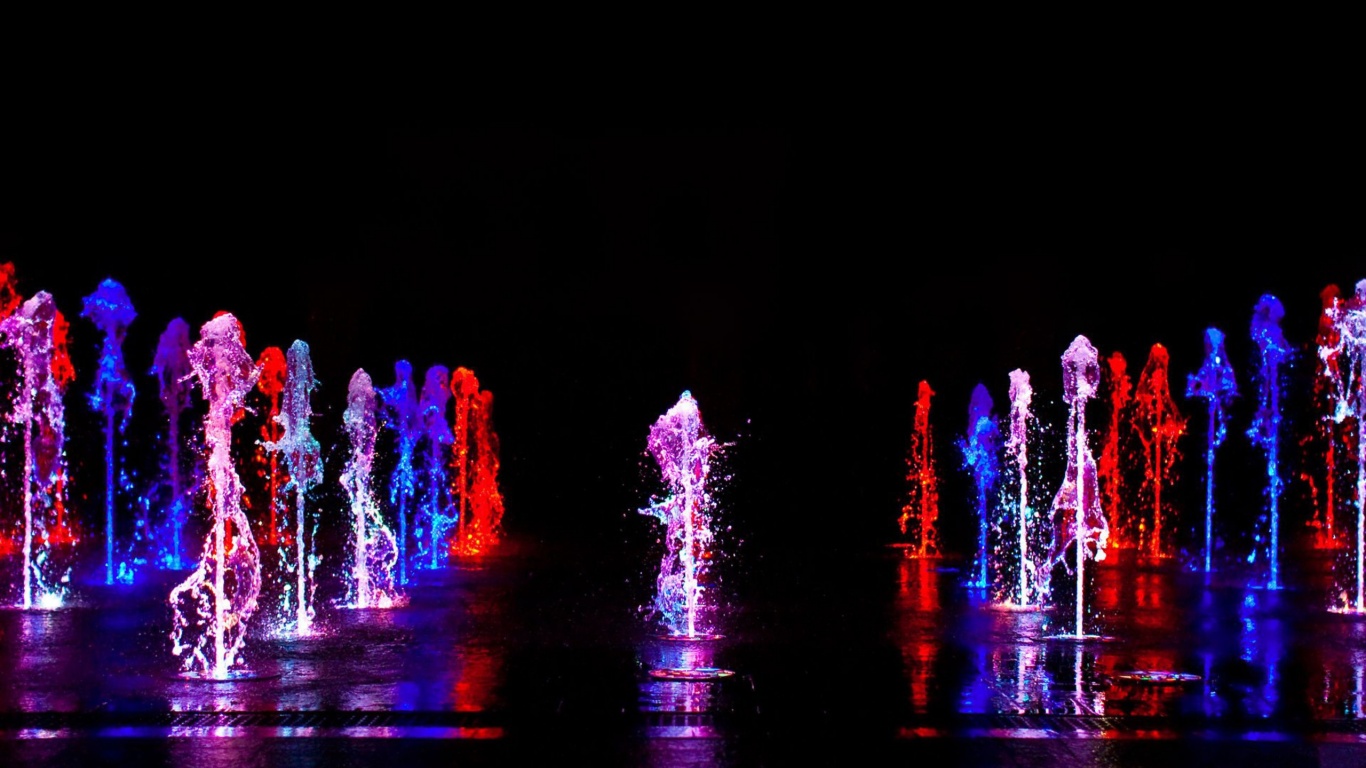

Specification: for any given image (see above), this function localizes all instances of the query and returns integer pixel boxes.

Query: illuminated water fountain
[1323,279,1366,614]
[1043,335,1109,641]
[639,391,723,640]
[263,340,323,634]
[1,290,73,610]
[340,368,401,609]
[1308,284,1348,549]
[253,345,288,550]
[80,278,137,585]
[149,317,196,570]
[899,380,941,558]
[1131,343,1185,560]
[378,359,418,585]
[1247,294,1292,590]
[958,382,1000,590]
[1185,327,1237,577]
[416,364,457,571]
[997,368,1050,609]
[450,367,505,559]
[1098,351,1135,551]
[168,312,263,679]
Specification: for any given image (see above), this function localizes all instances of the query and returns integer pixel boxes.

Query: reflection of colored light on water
[896,557,941,713]
[1132,343,1185,560]
[899,380,940,558]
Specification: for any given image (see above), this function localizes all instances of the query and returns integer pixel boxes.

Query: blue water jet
[1247,294,1292,590]
[958,382,1000,591]
[378,360,419,585]
[80,278,136,585]
[1185,327,1237,577]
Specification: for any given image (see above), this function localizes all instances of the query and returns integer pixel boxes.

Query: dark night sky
[1,83,1360,562]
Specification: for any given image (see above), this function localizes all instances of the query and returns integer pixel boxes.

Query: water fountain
[997,368,1050,609]
[899,380,941,558]
[253,345,288,550]
[1,290,73,610]
[1247,294,1292,590]
[80,278,137,585]
[262,340,323,634]
[149,317,196,571]
[450,368,505,559]
[416,364,457,571]
[1131,343,1185,560]
[1323,279,1366,614]
[378,359,419,585]
[168,312,263,679]
[340,368,401,609]
[1185,327,1238,577]
[1043,335,1109,640]
[1098,352,1135,552]
[639,391,722,640]
[959,382,1000,590]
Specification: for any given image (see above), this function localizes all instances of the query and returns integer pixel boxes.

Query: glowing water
[1248,294,1292,590]
[1098,352,1134,550]
[341,368,401,609]
[959,383,999,590]
[1045,335,1107,639]
[379,360,419,585]
[80,278,137,585]
[263,340,323,634]
[450,368,505,558]
[1,290,71,610]
[417,364,457,570]
[639,391,721,638]
[150,318,195,570]
[1322,279,1366,612]
[168,313,262,678]
[254,346,287,549]
[1185,327,1237,576]
[1131,343,1185,560]
[1309,285,1346,548]
[1000,368,1049,608]
[899,380,941,558]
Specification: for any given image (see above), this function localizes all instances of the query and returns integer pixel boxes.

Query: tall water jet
[1098,351,1135,551]
[416,364,457,570]
[1309,284,1347,549]
[80,278,137,585]
[340,368,401,609]
[899,380,941,558]
[150,318,195,570]
[1323,279,1366,613]
[450,368,506,558]
[168,313,263,679]
[378,360,419,585]
[1044,335,1108,640]
[1131,343,1186,560]
[1185,327,1238,577]
[253,346,288,549]
[1248,294,1292,590]
[639,391,722,638]
[999,368,1049,608]
[263,340,323,634]
[1,291,72,609]
[958,383,1000,590]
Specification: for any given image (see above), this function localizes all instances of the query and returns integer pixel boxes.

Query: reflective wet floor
[5,536,1366,766]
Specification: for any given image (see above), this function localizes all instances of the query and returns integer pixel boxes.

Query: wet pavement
[5,535,1366,766]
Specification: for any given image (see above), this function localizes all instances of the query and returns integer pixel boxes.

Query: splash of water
[1308,284,1347,549]
[80,278,137,585]
[899,380,941,558]
[1044,335,1107,639]
[416,365,457,570]
[1098,351,1134,550]
[1322,279,1366,612]
[1247,294,1292,590]
[263,340,323,634]
[639,391,721,638]
[1185,327,1238,576]
[149,318,196,570]
[958,383,1000,589]
[450,368,506,558]
[1131,343,1186,560]
[341,368,401,608]
[168,313,262,678]
[1,291,72,609]
[254,346,287,549]
[999,368,1050,608]
[378,360,419,585]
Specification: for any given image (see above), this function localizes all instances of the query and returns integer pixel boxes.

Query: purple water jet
[340,368,401,609]
[149,317,196,571]
[1000,368,1049,608]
